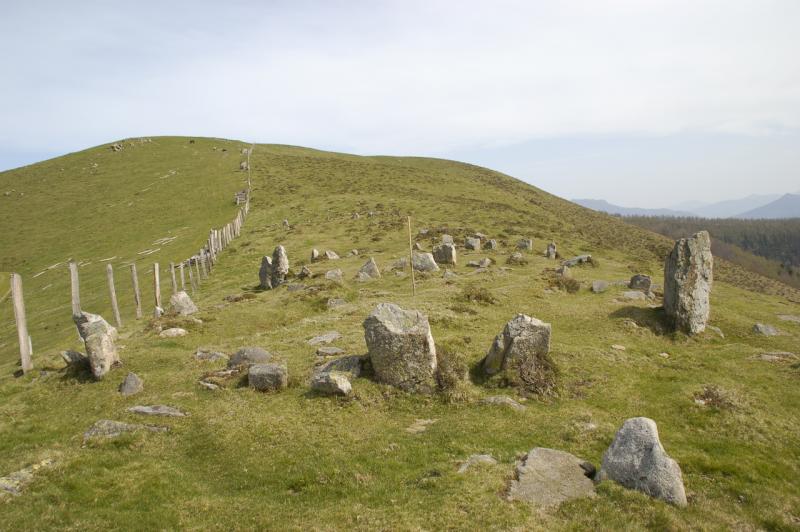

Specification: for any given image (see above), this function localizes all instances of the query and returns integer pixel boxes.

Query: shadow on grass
[609,305,670,335]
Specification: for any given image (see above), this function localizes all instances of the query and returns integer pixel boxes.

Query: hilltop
[1,137,799,529]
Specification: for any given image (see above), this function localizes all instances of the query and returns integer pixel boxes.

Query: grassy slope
[1,140,799,530]
[0,136,249,368]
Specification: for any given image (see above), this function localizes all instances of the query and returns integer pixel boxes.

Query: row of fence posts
[7,145,254,374]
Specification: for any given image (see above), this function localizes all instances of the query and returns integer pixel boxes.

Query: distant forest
[624,216,800,289]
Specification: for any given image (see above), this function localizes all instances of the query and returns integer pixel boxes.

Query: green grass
[1,139,799,529]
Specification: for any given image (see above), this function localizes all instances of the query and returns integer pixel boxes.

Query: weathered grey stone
[128,405,186,417]
[629,274,652,293]
[258,255,272,289]
[73,312,120,379]
[516,238,533,251]
[390,257,408,271]
[441,234,454,245]
[0,458,56,497]
[298,265,312,279]
[159,327,187,338]
[751,351,797,362]
[316,346,344,356]
[592,280,609,293]
[480,395,526,411]
[753,323,779,336]
[311,249,320,262]
[308,331,342,345]
[482,314,551,376]
[325,269,344,283]
[169,291,198,316]
[61,350,89,370]
[465,237,481,250]
[228,346,272,368]
[310,372,352,396]
[546,242,557,259]
[485,239,498,250]
[478,258,492,268]
[316,355,364,377]
[556,265,570,277]
[153,306,164,318]
[83,419,167,443]
[597,417,687,507]
[282,219,290,229]
[664,231,713,335]
[195,349,228,362]
[442,270,458,280]
[118,372,143,396]
[248,363,288,392]
[474,232,488,241]
[432,243,457,266]
[507,252,526,265]
[363,303,437,393]
[412,252,440,272]
[708,325,725,338]
[622,291,646,301]
[457,454,497,473]
[358,257,381,280]
[324,250,340,260]
[562,255,592,267]
[271,245,289,288]
[327,298,346,309]
[509,448,596,507]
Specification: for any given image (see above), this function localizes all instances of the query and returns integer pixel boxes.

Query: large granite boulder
[271,245,289,288]
[432,243,457,266]
[169,291,198,316]
[597,417,687,507]
[73,312,120,379]
[363,303,437,393]
[258,255,272,289]
[508,448,596,507]
[663,231,713,335]
[482,314,551,376]
[412,252,439,272]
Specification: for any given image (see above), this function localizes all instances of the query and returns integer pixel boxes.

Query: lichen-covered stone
[664,231,713,335]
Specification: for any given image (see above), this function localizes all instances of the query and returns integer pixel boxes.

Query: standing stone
[119,372,143,396]
[412,252,440,272]
[482,314,551,376]
[465,237,481,251]
[546,242,557,259]
[629,274,652,293]
[325,269,344,283]
[508,448,596,507]
[324,250,340,260]
[282,219,290,230]
[485,239,498,250]
[432,243,457,266]
[271,245,289,288]
[259,256,272,289]
[663,231,713,335]
[441,234,454,245]
[517,239,533,251]
[248,363,288,392]
[169,291,198,315]
[597,417,687,507]
[73,312,120,380]
[363,303,437,393]
[311,249,320,262]
[357,257,381,281]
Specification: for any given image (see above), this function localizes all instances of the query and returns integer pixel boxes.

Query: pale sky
[1,0,798,206]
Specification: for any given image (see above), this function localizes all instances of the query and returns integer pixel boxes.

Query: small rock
[432,243,457,266]
[485,239,498,250]
[195,349,228,362]
[248,363,288,392]
[516,238,533,251]
[591,280,608,293]
[83,419,167,443]
[750,351,796,362]
[443,270,458,280]
[310,372,352,396]
[708,325,725,338]
[480,396,526,411]
[153,306,164,318]
[198,381,219,391]
[327,298,346,309]
[298,265,312,279]
[621,291,646,301]
[324,250,340,260]
[753,323,779,336]
[127,405,186,417]
[311,249,320,262]
[308,331,342,346]
[391,257,408,271]
[316,346,345,356]
[611,344,626,351]
[508,448,596,507]
[658,352,670,359]
[169,291,198,316]
[118,372,143,396]
[357,257,381,280]
[325,269,344,283]
[406,418,437,434]
[507,252,526,265]
[159,327,188,338]
[465,237,481,251]
[457,454,497,473]
[629,274,652,293]
[228,347,272,368]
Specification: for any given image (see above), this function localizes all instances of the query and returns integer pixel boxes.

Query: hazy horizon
[2,1,798,207]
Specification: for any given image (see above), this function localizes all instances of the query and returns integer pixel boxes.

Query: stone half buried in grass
[248,363,288,392]
[481,314,556,396]
[363,303,437,394]
[508,448,596,507]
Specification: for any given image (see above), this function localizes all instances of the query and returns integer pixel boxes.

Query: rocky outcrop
[363,303,437,393]
[663,231,713,335]
[169,291,198,315]
[597,417,687,507]
[432,243,457,266]
[271,245,289,288]
[73,312,120,379]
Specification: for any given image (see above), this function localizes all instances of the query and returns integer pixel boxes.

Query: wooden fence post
[200,251,208,278]
[179,262,186,292]
[407,216,416,297]
[130,263,142,319]
[153,262,162,309]
[69,260,81,317]
[10,273,33,373]
[187,260,197,294]
[170,263,178,295]
[106,264,122,328]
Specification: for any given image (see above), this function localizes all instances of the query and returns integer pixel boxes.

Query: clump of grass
[553,276,580,294]
[436,342,472,402]
[507,352,560,399]
[460,284,497,304]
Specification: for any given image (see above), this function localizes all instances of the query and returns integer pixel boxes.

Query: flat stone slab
[316,346,344,357]
[508,448,596,507]
[0,458,56,497]
[457,454,497,474]
[159,328,188,338]
[307,331,342,346]
[406,419,437,434]
[83,419,168,443]
[195,349,228,362]
[127,405,186,417]
[750,351,797,362]
[480,396,526,411]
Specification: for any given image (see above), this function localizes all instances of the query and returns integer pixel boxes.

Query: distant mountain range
[573,192,800,219]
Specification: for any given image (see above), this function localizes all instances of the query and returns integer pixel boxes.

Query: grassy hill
[1,138,799,529]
